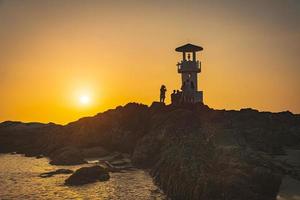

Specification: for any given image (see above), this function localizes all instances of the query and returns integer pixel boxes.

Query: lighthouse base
[195,91,203,103]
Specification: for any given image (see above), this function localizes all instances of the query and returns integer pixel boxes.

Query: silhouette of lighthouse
[176,43,203,103]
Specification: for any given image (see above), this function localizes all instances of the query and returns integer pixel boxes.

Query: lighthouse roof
[175,43,203,52]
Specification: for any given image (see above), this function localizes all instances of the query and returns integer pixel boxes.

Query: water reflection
[0,154,166,200]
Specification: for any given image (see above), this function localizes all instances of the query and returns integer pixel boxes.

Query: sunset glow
[0,0,299,124]
[79,95,91,105]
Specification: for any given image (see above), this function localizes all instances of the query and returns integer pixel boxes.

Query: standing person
[171,90,176,104]
[160,85,167,103]
[175,90,181,105]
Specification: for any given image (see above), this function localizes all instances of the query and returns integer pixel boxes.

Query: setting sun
[79,95,91,105]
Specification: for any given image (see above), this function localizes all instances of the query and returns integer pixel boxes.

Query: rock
[251,166,283,199]
[39,169,73,178]
[92,152,133,172]
[150,102,166,113]
[64,165,110,186]
[1,102,300,199]
[36,154,44,159]
[277,176,300,200]
[98,152,124,162]
[0,121,61,154]
[49,147,86,165]
[103,160,133,172]
[113,153,124,160]
[82,146,109,158]
[110,159,131,166]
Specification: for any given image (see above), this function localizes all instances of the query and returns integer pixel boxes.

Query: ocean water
[0,154,166,200]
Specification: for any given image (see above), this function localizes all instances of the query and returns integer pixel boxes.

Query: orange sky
[0,0,300,124]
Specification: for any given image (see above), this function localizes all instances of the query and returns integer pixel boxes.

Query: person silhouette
[160,85,167,103]
[171,90,176,104]
[175,90,181,104]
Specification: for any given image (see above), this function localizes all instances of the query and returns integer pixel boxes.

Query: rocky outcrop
[61,103,150,153]
[0,121,62,156]
[1,103,300,199]
[64,165,110,186]
[150,144,283,200]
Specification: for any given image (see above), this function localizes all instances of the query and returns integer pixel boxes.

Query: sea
[2,153,298,200]
[0,154,166,200]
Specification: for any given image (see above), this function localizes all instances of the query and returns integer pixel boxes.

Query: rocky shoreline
[1,102,300,199]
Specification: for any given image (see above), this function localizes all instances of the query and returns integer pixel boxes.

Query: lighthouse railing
[177,60,201,73]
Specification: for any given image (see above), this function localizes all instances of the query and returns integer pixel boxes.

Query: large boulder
[64,165,110,186]
[49,147,86,165]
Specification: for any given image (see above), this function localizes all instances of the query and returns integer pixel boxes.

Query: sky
[0,0,299,124]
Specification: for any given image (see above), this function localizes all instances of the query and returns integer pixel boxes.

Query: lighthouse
[176,43,203,103]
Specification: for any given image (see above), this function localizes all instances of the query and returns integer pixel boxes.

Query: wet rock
[39,169,73,178]
[36,154,44,159]
[110,159,130,166]
[103,160,133,172]
[98,152,124,162]
[64,165,110,186]
[96,152,133,172]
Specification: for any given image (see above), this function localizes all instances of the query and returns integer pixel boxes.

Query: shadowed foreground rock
[65,165,110,186]
[1,103,300,199]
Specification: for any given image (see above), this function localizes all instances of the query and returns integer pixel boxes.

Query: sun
[79,95,91,105]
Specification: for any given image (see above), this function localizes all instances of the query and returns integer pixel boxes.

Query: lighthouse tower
[176,43,203,103]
